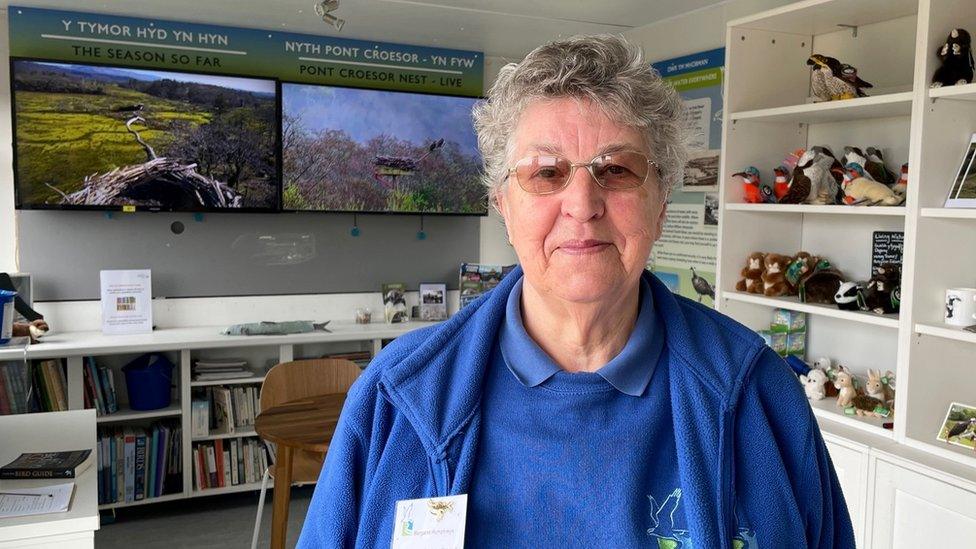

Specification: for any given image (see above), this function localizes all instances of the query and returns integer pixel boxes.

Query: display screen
[281,83,486,214]
[11,59,280,212]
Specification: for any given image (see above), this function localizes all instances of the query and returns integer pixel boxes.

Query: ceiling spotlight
[314,0,345,31]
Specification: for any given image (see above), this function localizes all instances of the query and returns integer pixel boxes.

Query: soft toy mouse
[932,28,974,87]
[761,253,792,297]
[735,252,766,294]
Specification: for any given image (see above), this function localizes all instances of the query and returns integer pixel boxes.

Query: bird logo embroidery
[647,488,758,548]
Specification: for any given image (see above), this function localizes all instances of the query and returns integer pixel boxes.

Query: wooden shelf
[915,323,976,345]
[190,375,266,387]
[929,83,976,102]
[726,203,907,216]
[809,397,895,440]
[192,429,258,442]
[728,0,917,35]
[722,291,900,328]
[96,403,182,424]
[98,491,185,510]
[920,208,976,219]
[729,92,914,124]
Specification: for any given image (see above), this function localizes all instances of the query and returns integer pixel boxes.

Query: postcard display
[8,6,485,215]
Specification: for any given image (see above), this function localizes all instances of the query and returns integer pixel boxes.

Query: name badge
[390,494,467,548]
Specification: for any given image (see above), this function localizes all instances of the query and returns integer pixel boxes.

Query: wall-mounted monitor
[11,59,280,212]
[281,83,486,215]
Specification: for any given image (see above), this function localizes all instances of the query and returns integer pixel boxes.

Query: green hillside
[15,84,210,205]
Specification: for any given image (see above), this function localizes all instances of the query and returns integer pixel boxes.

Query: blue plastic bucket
[122,353,174,410]
[0,290,15,345]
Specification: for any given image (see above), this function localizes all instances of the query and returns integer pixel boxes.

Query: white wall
[623,0,799,60]
[0,10,17,274]
[479,55,518,266]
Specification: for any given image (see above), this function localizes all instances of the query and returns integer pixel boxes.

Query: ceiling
[1,0,731,59]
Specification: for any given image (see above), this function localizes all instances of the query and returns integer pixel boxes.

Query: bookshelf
[718,0,976,541]
[1,321,437,510]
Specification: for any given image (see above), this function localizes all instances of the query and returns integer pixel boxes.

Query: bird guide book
[1,449,93,479]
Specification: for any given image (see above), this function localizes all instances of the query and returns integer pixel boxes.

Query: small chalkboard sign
[872,231,904,275]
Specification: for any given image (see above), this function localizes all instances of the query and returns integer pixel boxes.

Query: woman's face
[496,97,667,305]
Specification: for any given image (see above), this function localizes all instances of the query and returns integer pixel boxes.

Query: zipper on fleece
[721,406,736,547]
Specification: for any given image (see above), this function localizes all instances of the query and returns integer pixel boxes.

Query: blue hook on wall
[350,214,360,237]
[416,215,426,240]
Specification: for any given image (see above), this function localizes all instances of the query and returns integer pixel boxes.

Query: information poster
[649,48,724,306]
[100,269,152,334]
[8,6,483,96]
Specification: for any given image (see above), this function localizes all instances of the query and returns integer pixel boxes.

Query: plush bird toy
[843,147,875,181]
[932,28,974,87]
[783,150,838,204]
[892,163,909,196]
[733,167,762,203]
[773,166,791,201]
[842,164,904,206]
[808,54,872,101]
[779,166,811,204]
[811,146,846,187]
[865,147,897,186]
[840,63,873,97]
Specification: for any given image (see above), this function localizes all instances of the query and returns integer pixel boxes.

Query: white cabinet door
[870,458,976,548]
[825,439,869,548]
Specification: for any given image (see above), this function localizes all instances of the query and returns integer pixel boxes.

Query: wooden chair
[251,358,361,549]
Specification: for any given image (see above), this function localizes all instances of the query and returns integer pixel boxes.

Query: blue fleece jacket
[297,267,854,548]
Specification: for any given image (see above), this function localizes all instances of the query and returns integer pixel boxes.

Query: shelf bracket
[836,24,858,38]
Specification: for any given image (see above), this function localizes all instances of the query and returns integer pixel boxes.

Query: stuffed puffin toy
[932,28,974,87]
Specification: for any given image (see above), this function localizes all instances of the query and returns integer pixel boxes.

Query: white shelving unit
[717,0,976,508]
[4,321,437,510]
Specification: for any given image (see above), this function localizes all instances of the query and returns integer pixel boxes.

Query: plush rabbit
[799,369,829,401]
[864,369,885,401]
[834,367,857,408]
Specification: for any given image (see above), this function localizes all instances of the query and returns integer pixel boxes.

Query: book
[123,427,136,502]
[191,398,209,437]
[1,449,92,479]
[206,444,218,488]
[194,371,253,381]
[420,283,448,321]
[99,367,118,413]
[382,282,409,323]
[134,429,147,501]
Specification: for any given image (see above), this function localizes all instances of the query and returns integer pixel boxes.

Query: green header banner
[8,6,484,96]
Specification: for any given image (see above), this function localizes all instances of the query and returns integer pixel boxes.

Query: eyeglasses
[507,151,660,195]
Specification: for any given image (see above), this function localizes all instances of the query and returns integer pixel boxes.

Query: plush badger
[932,28,974,87]
[834,281,865,311]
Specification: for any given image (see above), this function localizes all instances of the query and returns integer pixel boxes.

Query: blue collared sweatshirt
[297,267,854,548]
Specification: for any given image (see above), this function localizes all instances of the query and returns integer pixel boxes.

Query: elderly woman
[299,35,853,548]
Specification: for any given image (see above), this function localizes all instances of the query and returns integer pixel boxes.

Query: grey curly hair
[473,34,687,202]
